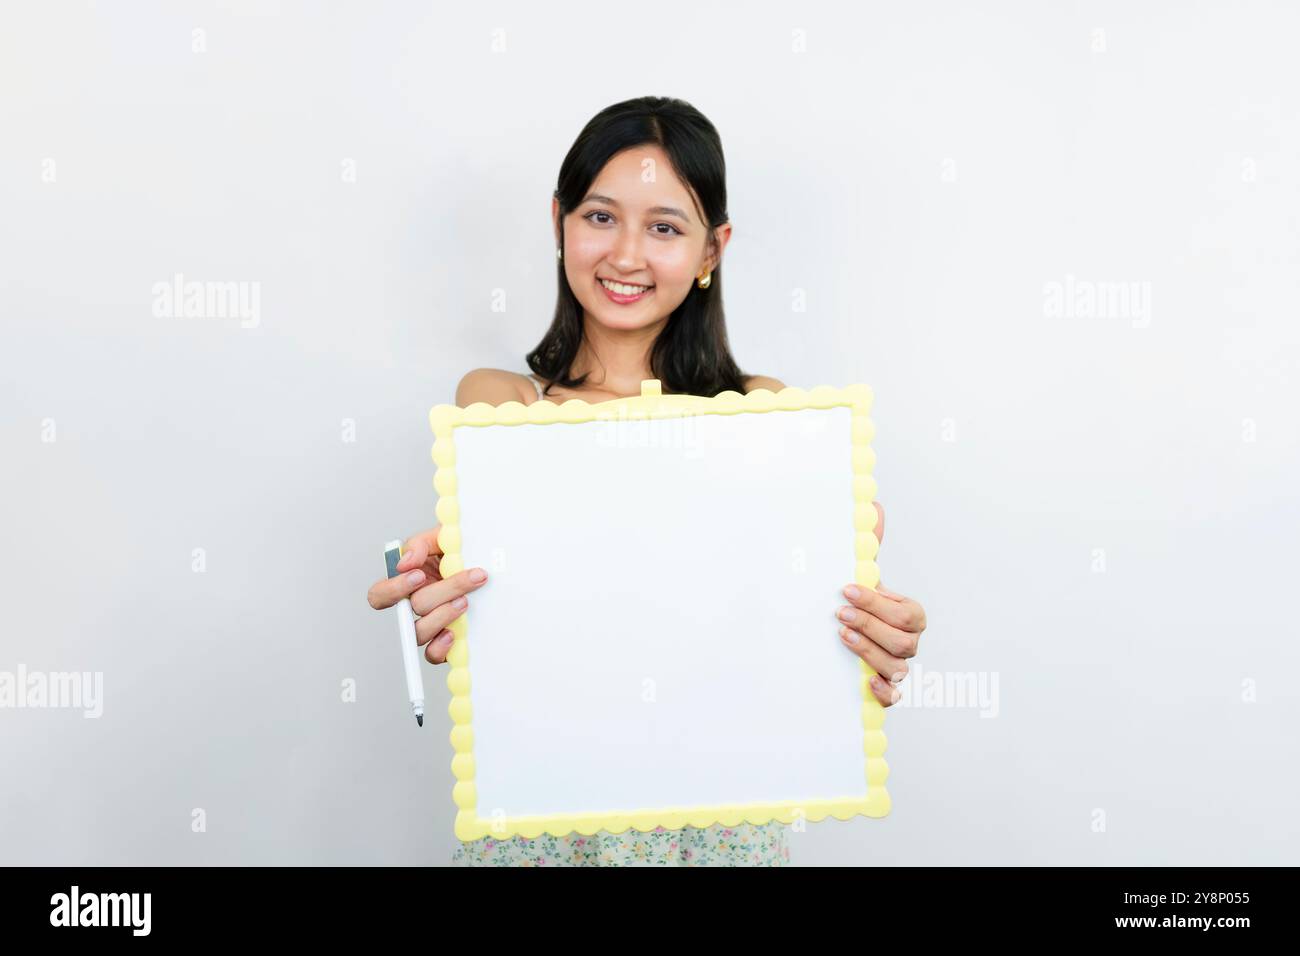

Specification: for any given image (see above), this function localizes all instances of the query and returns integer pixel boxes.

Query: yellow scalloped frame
[428,380,888,842]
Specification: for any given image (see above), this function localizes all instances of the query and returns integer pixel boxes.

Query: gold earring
[696,271,712,289]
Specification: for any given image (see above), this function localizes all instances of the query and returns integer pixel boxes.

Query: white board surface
[451,405,863,818]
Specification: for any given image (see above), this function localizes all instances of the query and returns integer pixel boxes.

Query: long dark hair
[526,96,750,398]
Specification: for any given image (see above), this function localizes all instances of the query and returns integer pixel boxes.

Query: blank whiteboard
[428,381,891,842]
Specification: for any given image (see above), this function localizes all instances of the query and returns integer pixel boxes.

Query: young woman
[366,96,928,866]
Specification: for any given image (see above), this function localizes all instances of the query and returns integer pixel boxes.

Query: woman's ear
[552,196,562,246]
[703,221,733,273]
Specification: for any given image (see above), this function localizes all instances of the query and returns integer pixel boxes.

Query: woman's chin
[586,304,667,331]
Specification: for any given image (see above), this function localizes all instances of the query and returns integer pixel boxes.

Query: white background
[1,0,1296,864]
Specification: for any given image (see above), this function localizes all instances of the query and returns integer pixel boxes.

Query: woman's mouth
[598,276,654,304]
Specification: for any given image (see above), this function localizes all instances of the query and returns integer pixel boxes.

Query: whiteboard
[430,383,890,840]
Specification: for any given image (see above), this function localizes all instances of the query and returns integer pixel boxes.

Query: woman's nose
[611,226,645,271]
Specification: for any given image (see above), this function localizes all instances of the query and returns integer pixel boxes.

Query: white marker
[384,539,425,726]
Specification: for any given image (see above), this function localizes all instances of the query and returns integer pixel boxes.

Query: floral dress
[451,821,790,867]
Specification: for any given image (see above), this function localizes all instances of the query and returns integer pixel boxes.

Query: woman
[366,96,928,865]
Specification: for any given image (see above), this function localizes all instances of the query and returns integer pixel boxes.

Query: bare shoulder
[454,368,535,407]
[743,374,787,393]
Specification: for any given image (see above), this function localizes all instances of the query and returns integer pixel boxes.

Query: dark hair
[526,96,750,398]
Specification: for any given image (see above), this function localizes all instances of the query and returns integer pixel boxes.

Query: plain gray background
[2,0,1296,865]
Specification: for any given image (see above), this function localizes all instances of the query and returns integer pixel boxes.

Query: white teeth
[599,278,652,296]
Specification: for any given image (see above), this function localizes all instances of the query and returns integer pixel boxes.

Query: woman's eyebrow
[580,192,691,223]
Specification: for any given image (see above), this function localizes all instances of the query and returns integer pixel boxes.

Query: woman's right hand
[366,526,489,665]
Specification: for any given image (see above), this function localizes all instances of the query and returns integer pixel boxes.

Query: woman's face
[554,144,730,332]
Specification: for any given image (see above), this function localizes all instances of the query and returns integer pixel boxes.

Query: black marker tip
[416,714,424,727]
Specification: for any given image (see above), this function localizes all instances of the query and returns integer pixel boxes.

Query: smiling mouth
[598,277,654,296]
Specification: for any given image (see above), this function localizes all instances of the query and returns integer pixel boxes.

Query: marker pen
[383,540,425,726]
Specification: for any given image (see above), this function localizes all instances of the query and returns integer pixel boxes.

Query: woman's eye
[583,211,680,236]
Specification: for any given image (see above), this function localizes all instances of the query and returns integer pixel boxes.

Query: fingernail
[469,568,487,583]
[406,569,425,586]
[837,606,855,622]
[440,630,455,643]
[451,596,467,610]
[844,584,861,600]
[840,626,859,644]
[870,675,883,690]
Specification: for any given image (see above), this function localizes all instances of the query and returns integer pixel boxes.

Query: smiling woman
[366,95,917,867]
[451,96,776,406]
[524,96,754,402]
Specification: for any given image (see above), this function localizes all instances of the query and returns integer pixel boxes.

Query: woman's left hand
[836,583,927,706]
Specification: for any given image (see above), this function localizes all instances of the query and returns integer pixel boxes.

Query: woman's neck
[569,312,667,397]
